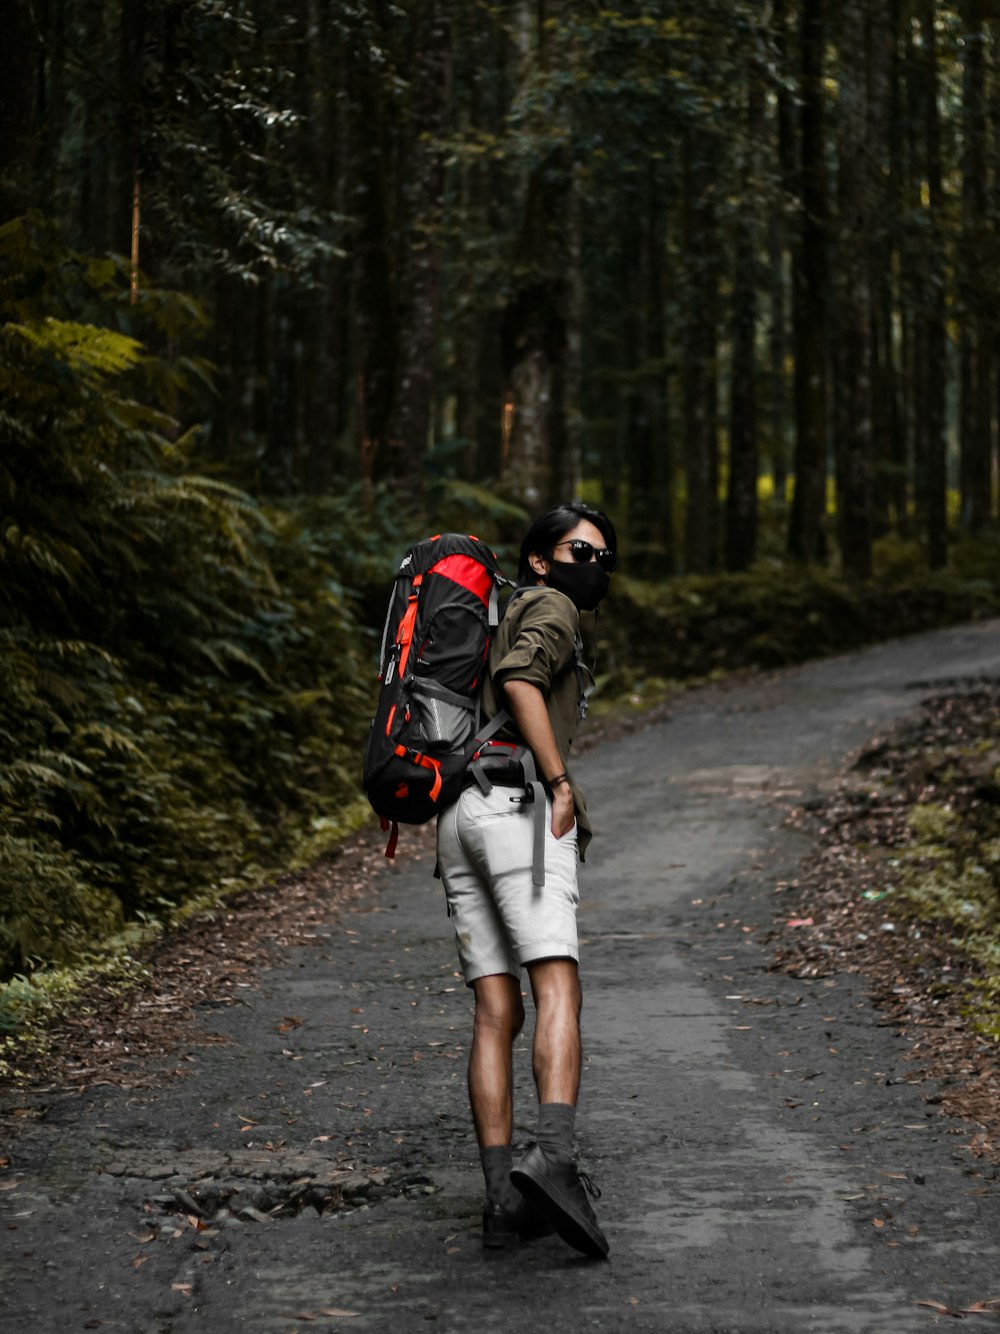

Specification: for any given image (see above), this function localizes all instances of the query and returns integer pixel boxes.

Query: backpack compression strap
[505,748,547,889]
[380,816,399,859]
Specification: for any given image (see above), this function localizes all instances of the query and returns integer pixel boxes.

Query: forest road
[3,620,1000,1334]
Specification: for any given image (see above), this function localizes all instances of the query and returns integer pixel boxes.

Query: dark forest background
[3,0,1000,996]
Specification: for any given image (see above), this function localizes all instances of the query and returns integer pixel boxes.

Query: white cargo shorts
[436,783,580,985]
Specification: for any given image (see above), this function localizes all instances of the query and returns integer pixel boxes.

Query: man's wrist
[548,771,571,790]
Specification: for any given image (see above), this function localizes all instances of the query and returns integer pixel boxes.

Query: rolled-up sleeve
[492,593,578,692]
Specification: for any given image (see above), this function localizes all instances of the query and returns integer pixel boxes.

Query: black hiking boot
[481,1195,554,1250]
[510,1143,609,1259]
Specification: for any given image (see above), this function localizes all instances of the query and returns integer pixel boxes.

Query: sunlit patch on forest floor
[772,678,1000,1162]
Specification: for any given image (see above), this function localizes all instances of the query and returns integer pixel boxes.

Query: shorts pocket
[548,816,578,844]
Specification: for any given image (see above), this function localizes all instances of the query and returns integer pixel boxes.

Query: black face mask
[544,558,611,611]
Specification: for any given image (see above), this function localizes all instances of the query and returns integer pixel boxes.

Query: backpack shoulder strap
[573,629,596,720]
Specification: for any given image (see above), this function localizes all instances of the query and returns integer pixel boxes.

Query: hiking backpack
[363,533,514,855]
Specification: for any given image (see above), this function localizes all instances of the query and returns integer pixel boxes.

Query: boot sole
[510,1164,609,1259]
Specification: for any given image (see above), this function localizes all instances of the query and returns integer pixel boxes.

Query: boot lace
[577,1170,601,1200]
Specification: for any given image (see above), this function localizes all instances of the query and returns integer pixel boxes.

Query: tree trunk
[681,121,720,574]
[726,71,764,573]
[919,0,948,568]
[304,0,345,495]
[0,0,38,220]
[501,3,570,510]
[769,0,796,505]
[834,0,875,579]
[351,10,398,488]
[869,0,901,538]
[788,0,829,564]
[879,0,907,537]
[628,174,672,575]
[561,165,584,502]
[504,335,555,508]
[959,0,993,533]
[386,0,452,488]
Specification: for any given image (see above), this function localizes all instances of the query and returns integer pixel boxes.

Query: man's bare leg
[468,972,525,1145]
[512,956,609,1258]
[468,974,527,1238]
[527,958,582,1106]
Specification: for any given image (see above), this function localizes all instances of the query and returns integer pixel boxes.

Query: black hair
[517,501,617,583]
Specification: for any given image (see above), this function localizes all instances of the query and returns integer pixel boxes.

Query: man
[436,501,617,1259]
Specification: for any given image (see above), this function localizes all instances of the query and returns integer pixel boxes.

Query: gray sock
[537,1101,576,1164]
[480,1144,518,1209]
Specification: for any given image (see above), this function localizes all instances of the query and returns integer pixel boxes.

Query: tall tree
[681,118,721,574]
[876,0,907,536]
[959,0,994,533]
[500,2,571,509]
[352,10,399,489]
[768,0,797,508]
[919,0,949,568]
[625,174,673,574]
[386,0,453,484]
[0,0,38,220]
[788,0,829,564]
[834,0,875,579]
[726,57,764,573]
[628,174,673,574]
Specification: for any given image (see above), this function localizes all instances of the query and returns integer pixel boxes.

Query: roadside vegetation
[773,683,1000,1151]
[860,685,1000,1041]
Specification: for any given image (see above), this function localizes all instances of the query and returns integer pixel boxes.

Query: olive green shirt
[482,585,593,856]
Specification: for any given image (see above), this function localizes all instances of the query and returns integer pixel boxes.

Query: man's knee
[473,976,526,1039]
[528,958,582,1014]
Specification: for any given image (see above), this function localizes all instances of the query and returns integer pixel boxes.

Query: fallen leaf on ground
[787,917,814,928]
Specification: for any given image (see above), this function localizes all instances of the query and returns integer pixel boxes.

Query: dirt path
[3,621,1000,1333]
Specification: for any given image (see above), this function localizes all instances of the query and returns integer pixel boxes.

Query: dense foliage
[0,216,384,980]
[4,1,998,567]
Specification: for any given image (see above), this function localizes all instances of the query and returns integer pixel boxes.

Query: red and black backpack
[362,533,514,855]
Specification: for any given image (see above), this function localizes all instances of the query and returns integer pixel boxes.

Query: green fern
[0,216,380,988]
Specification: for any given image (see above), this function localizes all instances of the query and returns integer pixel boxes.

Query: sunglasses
[553,539,618,572]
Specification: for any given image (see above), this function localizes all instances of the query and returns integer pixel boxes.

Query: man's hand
[550,782,576,840]
[503,678,576,840]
